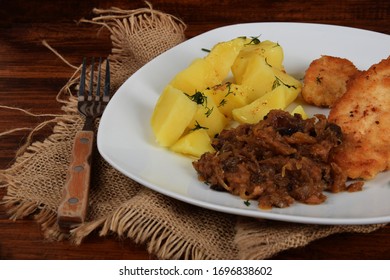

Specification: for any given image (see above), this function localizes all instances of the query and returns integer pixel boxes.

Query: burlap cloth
[0,4,385,260]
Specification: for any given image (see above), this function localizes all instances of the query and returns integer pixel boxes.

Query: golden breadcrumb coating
[329,56,390,179]
[302,55,360,107]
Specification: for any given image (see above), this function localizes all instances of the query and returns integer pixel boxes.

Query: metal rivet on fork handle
[79,137,90,144]
[68,197,79,204]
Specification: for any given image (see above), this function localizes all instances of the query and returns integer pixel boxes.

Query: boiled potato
[232,54,276,102]
[187,91,229,138]
[291,105,308,119]
[170,129,215,158]
[151,85,197,147]
[204,82,251,118]
[169,58,219,94]
[204,37,250,82]
[232,40,296,103]
[233,57,302,103]
[232,39,284,80]
[232,84,299,124]
[273,68,302,104]
[250,40,284,70]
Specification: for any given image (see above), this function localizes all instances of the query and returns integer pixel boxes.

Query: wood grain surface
[0,0,389,260]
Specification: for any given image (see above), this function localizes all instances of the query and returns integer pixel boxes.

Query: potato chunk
[187,91,229,138]
[232,55,275,102]
[169,58,219,94]
[204,37,250,82]
[255,40,284,70]
[232,85,299,124]
[232,40,284,83]
[232,40,295,103]
[204,83,250,118]
[170,129,215,158]
[291,105,308,119]
[273,69,302,103]
[150,85,197,147]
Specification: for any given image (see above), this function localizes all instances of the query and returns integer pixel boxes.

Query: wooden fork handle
[57,130,94,232]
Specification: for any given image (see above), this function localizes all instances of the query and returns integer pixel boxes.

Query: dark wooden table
[1,0,389,260]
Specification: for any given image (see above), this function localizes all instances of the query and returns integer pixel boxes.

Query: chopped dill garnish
[225,82,233,97]
[201,48,211,53]
[218,82,233,107]
[191,121,208,131]
[185,91,207,105]
[205,106,214,117]
[245,35,261,45]
[272,76,297,90]
[265,57,272,67]
[218,98,227,107]
[185,91,213,117]
[244,200,251,207]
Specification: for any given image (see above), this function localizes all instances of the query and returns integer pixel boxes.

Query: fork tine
[95,57,102,100]
[78,57,87,102]
[103,59,110,102]
[88,57,95,101]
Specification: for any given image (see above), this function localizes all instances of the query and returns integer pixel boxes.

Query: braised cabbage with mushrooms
[192,109,352,209]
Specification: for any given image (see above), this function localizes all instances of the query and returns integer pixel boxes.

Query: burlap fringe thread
[0,96,80,242]
[80,3,186,93]
[0,4,386,260]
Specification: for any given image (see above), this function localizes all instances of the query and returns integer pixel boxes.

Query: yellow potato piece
[169,58,219,94]
[291,105,308,119]
[235,59,302,104]
[204,37,250,82]
[232,85,299,124]
[234,40,284,72]
[232,40,295,103]
[232,55,276,102]
[187,91,229,138]
[151,85,198,147]
[170,129,215,158]
[273,68,302,104]
[253,40,284,69]
[204,83,250,119]
[232,40,283,73]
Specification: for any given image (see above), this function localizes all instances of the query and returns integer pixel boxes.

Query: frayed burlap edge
[234,218,385,259]
[79,2,186,93]
[70,201,215,260]
[0,97,80,242]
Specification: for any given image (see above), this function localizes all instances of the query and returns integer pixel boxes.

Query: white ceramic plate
[97,22,390,225]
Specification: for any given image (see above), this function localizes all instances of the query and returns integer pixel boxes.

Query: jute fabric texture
[0,5,385,259]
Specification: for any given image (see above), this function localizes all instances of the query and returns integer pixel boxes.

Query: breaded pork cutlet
[328,56,390,179]
[302,55,360,107]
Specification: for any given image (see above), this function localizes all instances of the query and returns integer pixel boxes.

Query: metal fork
[57,57,110,232]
